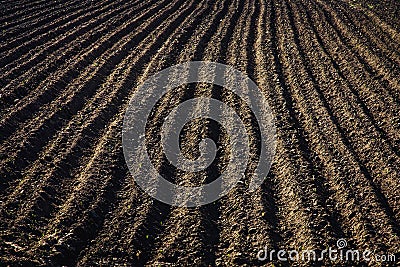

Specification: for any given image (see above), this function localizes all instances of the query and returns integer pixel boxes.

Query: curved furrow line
[245,4,354,264]
[147,0,251,265]
[137,60,209,266]
[292,0,400,220]
[0,0,152,124]
[295,0,400,154]
[0,0,83,38]
[285,0,400,233]
[0,0,123,64]
[21,0,200,258]
[0,0,145,114]
[0,0,182,199]
[0,2,188,211]
[279,0,399,251]
[0,2,155,123]
[0,21,155,213]
[272,0,379,256]
[0,0,199,263]
[30,0,209,264]
[296,0,400,156]
[321,0,400,70]
[0,0,148,76]
[0,0,116,65]
[88,71,190,266]
[205,0,287,266]
[98,0,245,264]
[294,0,400,215]
[329,0,400,62]
[304,0,400,126]
[0,0,66,16]
[147,82,218,266]
[0,0,184,217]
[0,0,61,26]
[284,0,397,241]
[244,0,349,263]
[76,18,208,266]
[0,0,98,54]
[339,0,400,44]
[0,0,47,13]
[40,125,130,266]
[83,0,242,264]
[310,0,400,95]
[0,0,188,195]
[264,0,320,256]
[0,0,135,81]
[250,0,302,258]
[260,0,390,262]
[262,0,341,255]
[13,0,198,233]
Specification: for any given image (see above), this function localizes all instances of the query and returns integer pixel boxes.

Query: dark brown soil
[0,0,399,266]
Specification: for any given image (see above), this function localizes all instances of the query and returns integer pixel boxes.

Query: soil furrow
[310,0,400,93]
[59,1,218,264]
[0,0,175,166]
[209,0,284,266]
[2,0,399,266]
[0,0,83,38]
[259,0,338,257]
[0,0,48,14]
[340,0,400,42]
[291,0,400,222]
[329,0,400,62]
[291,0,400,223]
[0,0,66,27]
[0,0,116,65]
[0,0,137,81]
[296,0,400,154]
[276,0,399,253]
[0,0,145,114]
[147,0,249,265]
[0,0,188,205]
[0,0,200,264]
[289,0,400,232]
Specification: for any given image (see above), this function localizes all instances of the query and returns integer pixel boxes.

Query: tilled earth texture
[1,0,399,266]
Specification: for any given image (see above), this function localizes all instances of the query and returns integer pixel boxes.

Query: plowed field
[1,0,399,266]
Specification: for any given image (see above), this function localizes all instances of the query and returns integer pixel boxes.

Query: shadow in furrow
[127,0,231,264]
[296,1,400,157]
[285,0,400,237]
[270,0,347,247]
[310,0,400,105]
[245,0,284,254]
[0,0,185,192]
[0,0,144,85]
[47,146,129,266]
[42,2,208,265]
[0,0,108,60]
